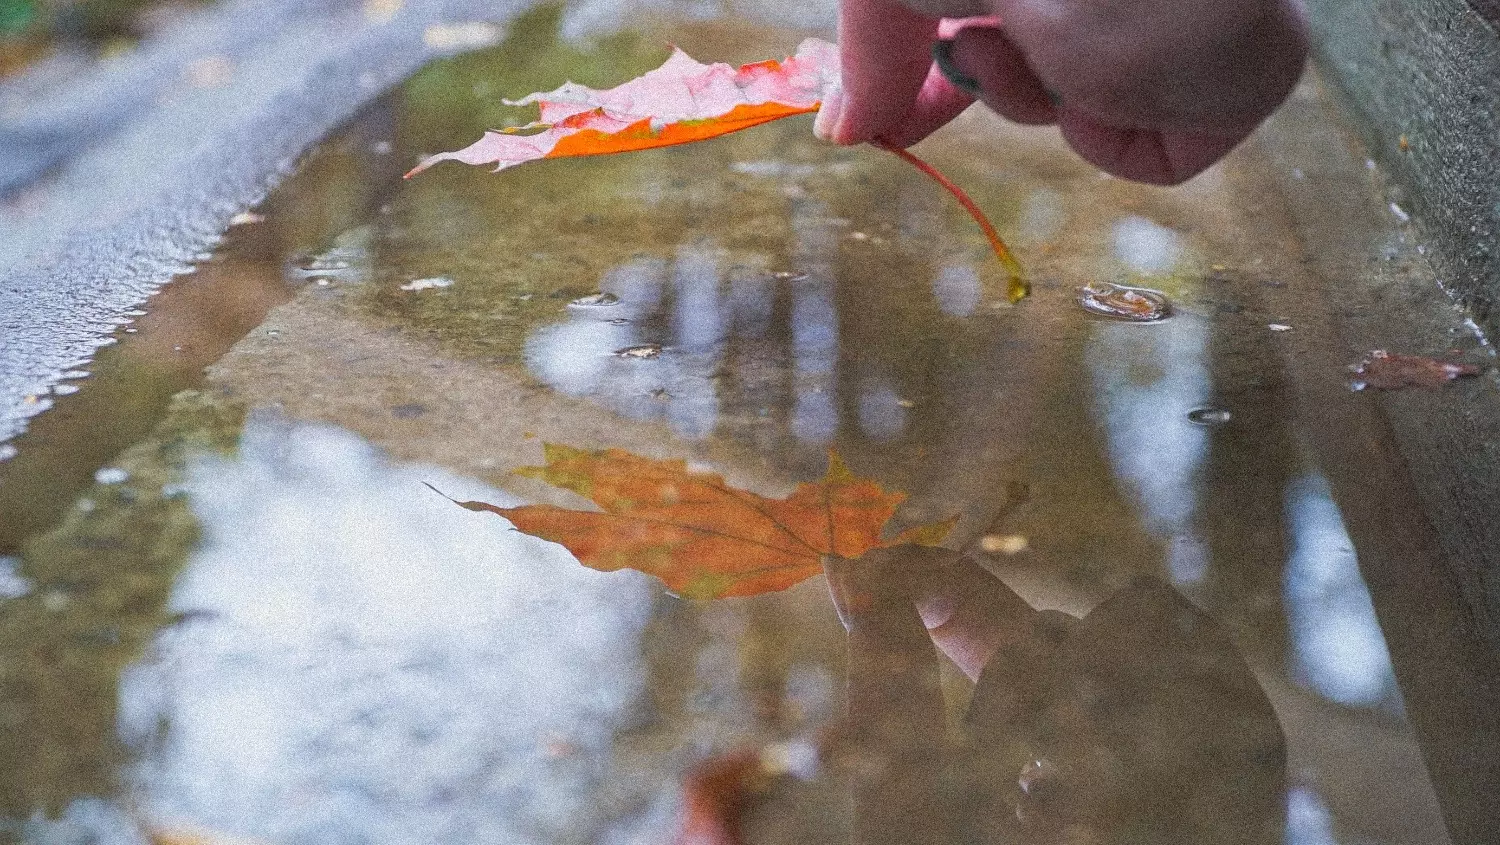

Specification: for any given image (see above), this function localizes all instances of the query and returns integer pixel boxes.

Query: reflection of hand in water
[824,547,1286,845]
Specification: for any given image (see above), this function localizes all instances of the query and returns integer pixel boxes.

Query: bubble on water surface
[615,344,662,359]
[1187,408,1232,426]
[568,292,620,308]
[1078,282,1171,321]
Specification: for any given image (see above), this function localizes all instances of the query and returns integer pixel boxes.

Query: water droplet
[94,467,129,485]
[615,344,662,359]
[568,292,620,308]
[1078,282,1171,321]
[1187,407,1232,426]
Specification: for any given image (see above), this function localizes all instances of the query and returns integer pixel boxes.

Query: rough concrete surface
[1305,0,1500,335]
[0,0,526,445]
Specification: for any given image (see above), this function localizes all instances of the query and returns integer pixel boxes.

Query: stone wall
[1306,0,1500,333]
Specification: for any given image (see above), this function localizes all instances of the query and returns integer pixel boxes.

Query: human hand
[814,0,1309,184]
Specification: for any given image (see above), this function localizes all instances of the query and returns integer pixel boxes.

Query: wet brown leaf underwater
[1350,350,1482,391]
[429,444,955,599]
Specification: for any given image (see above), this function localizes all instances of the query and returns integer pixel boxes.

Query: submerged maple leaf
[405,39,1027,300]
[429,444,956,600]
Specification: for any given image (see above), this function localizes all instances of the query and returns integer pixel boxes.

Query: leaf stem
[877,143,1028,303]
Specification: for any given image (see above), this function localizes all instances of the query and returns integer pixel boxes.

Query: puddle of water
[1,6,1494,845]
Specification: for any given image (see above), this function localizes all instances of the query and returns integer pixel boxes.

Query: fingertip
[813,88,847,143]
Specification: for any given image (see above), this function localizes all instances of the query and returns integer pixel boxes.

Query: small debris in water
[391,403,429,419]
[1078,282,1171,321]
[364,0,402,22]
[185,55,234,88]
[1399,134,1411,152]
[1350,350,1482,391]
[1268,323,1293,332]
[568,292,621,308]
[400,276,455,292]
[896,398,915,408]
[423,21,505,51]
[606,318,630,325]
[980,534,1029,555]
[1390,203,1411,223]
[616,344,663,359]
[94,467,129,484]
[230,212,265,226]
[1187,408,1232,426]
[772,271,807,281]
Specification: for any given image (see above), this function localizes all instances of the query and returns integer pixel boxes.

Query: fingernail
[813,87,844,142]
[933,39,982,97]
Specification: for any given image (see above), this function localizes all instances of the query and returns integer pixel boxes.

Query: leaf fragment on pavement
[430,444,956,599]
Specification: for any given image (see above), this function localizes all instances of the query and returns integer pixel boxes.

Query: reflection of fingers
[825,0,939,144]
[914,555,1034,680]
[946,26,1057,126]
[1058,112,1246,185]
[823,546,958,629]
[874,61,975,150]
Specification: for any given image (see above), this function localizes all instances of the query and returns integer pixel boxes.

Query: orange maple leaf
[404,39,836,176]
[403,40,1027,300]
[430,444,956,600]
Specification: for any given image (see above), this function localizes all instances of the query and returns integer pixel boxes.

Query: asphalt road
[0,0,529,446]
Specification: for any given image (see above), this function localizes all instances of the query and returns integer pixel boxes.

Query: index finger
[824,0,941,144]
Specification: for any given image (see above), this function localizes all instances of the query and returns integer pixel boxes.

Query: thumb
[943,25,1057,126]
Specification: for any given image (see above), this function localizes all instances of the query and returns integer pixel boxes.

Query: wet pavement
[3,3,1500,845]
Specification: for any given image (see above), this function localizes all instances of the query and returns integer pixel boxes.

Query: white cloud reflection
[1112,216,1183,275]
[931,264,980,317]
[1087,316,1212,584]
[1283,471,1399,709]
[117,416,667,845]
